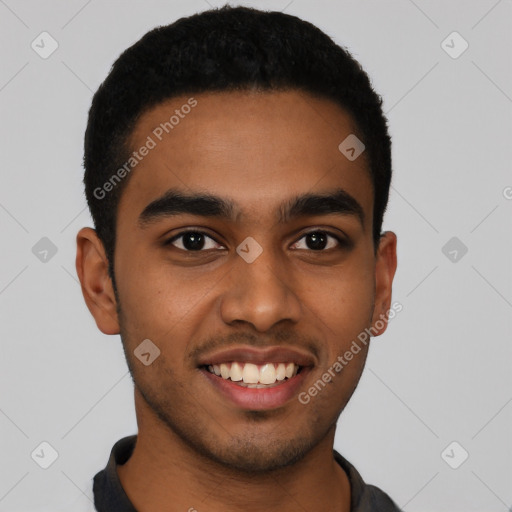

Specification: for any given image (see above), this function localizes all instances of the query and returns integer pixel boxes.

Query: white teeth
[259,363,276,384]
[220,363,230,379]
[276,363,286,381]
[242,363,260,384]
[206,362,300,385]
[230,362,243,382]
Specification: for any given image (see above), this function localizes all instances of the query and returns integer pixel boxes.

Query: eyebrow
[138,187,365,229]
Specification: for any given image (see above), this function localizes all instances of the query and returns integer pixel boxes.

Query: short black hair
[83,4,392,283]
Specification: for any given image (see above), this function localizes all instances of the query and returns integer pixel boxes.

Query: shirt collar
[93,435,138,512]
[93,435,399,512]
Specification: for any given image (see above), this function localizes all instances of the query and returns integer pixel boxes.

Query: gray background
[1,0,511,511]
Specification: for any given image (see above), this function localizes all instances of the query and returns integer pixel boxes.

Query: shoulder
[333,450,403,512]
[360,483,403,511]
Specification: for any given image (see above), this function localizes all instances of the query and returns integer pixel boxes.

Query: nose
[219,245,302,332]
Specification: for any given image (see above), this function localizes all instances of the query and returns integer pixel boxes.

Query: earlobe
[370,231,398,337]
[75,227,120,335]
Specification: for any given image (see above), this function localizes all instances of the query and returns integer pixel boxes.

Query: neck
[117,389,351,512]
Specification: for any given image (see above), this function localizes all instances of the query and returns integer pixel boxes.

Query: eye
[291,230,347,251]
[164,230,224,251]
[164,229,349,253]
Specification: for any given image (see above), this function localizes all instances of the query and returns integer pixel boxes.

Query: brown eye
[164,231,224,251]
[291,231,348,251]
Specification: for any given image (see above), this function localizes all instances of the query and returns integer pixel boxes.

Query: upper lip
[197,345,316,367]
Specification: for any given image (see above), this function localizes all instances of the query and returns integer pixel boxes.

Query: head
[77,5,397,473]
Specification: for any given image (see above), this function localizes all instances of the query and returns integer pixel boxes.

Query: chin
[196,434,317,474]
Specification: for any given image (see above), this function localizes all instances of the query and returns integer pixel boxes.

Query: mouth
[201,361,302,388]
[197,346,315,410]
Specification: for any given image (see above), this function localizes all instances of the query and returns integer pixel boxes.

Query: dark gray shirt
[93,435,402,511]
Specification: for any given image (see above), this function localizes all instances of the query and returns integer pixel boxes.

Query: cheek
[115,259,219,350]
[301,262,375,345]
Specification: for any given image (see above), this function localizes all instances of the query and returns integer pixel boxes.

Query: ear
[75,227,120,335]
[370,231,398,336]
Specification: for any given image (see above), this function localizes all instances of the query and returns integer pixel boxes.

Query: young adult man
[76,5,401,511]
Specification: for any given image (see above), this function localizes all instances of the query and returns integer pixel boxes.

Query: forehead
[119,90,373,227]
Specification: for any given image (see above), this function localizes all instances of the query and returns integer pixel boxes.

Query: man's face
[88,90,396,472]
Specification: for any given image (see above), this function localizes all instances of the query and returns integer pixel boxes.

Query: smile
[205,362,300,387]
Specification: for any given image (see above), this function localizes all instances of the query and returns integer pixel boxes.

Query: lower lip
[200,367,311,410]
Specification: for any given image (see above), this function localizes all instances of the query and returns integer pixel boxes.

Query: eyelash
[163,229,349,252]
